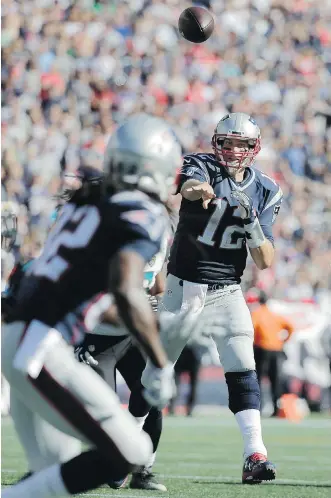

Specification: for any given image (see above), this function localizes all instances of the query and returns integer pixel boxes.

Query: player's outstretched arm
[108,250,168,369]
[181,180,215,209]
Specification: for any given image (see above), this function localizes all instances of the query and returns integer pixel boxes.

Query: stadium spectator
[1,0,331,305]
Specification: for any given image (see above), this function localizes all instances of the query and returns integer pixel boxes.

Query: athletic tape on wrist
[245,218,266,248]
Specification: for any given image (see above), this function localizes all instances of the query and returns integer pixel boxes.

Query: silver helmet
[212,112,261,169]
[1,201,18,252]
[103,113,182,202]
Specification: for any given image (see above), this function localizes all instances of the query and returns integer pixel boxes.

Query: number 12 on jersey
[197,199,246,249]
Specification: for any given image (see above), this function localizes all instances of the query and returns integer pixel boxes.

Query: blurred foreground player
[76,232,169,491]
[144,112,282,483]
[2,113,181,498]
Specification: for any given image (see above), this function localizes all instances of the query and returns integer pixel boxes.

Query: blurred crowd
[2,0,331,301]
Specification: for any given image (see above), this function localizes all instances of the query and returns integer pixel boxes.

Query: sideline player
[2,113,181,498]
[144,112,282,484]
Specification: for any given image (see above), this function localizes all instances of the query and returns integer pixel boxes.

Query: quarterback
[146,112,282,484]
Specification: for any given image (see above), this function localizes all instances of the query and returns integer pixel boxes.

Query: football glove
[231,190,256,222]
[141,361,176,409]
[75,345,99,367]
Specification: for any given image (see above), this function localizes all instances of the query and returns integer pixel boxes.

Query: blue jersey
[11,190,168,344]
[168,153,282,285]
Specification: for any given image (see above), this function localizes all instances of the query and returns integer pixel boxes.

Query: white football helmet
[103,113,182,202]
[212,112,261,169]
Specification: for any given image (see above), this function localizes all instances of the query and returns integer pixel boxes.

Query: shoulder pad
[182,153,218,182]
[254,168,281,193]
[183,153,216,167]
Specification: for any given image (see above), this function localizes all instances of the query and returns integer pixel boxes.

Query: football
[178,6,214,44]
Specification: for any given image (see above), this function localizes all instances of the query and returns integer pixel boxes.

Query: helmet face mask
[212,135,261,170]
[212,113,261,172]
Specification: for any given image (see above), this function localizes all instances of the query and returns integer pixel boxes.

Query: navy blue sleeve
[176,154,211,194]
[258,186,283,245]
[110,192,168,264]
[121,239,160,264]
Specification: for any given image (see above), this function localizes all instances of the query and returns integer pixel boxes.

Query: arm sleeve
[258,187,283,245]
[114,198,169,265]
[121,239,161,265]
[176,154,211,194]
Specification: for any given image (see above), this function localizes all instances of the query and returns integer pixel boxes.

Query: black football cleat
[242,452,276,484]
[130,471,167,491]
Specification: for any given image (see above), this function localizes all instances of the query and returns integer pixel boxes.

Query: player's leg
[168,365,181,415]
[185,346,200,416]
[206,286,276,484]
[10,334,122,480]
[117,345,167,491]
[158,274,188,362]
[2,322,153,497]
[254,345,267,411]
[76,333,132,489]
[10,390,81,473]
[268,351,281,416]
[84,336,166,491]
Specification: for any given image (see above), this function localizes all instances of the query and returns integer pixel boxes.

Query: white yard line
[158,473,331,486]
[157,461,331,471]
[3,469,330,490]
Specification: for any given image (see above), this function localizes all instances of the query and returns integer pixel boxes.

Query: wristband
[244,218,266,249]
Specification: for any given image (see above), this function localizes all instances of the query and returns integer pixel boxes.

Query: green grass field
[2,412,331,498]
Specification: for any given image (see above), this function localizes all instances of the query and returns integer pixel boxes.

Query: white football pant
[1,321,153,472]
[159,274,255,373]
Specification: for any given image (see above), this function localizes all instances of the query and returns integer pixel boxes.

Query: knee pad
[225,370,260,414]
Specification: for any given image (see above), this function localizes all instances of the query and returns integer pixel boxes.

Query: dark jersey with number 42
[168,153,283,285]
[12,190,168,345]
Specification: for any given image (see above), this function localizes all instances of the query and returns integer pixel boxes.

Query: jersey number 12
[197,199,245,249]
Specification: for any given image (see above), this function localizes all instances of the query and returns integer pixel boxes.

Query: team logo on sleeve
[120,210,150,225]
[182,166,198,177]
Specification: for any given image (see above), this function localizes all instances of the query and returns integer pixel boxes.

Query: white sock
[2,464,69,498]
[235,409,267,459]
[135,415,148,431]
[144,452,156,472]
